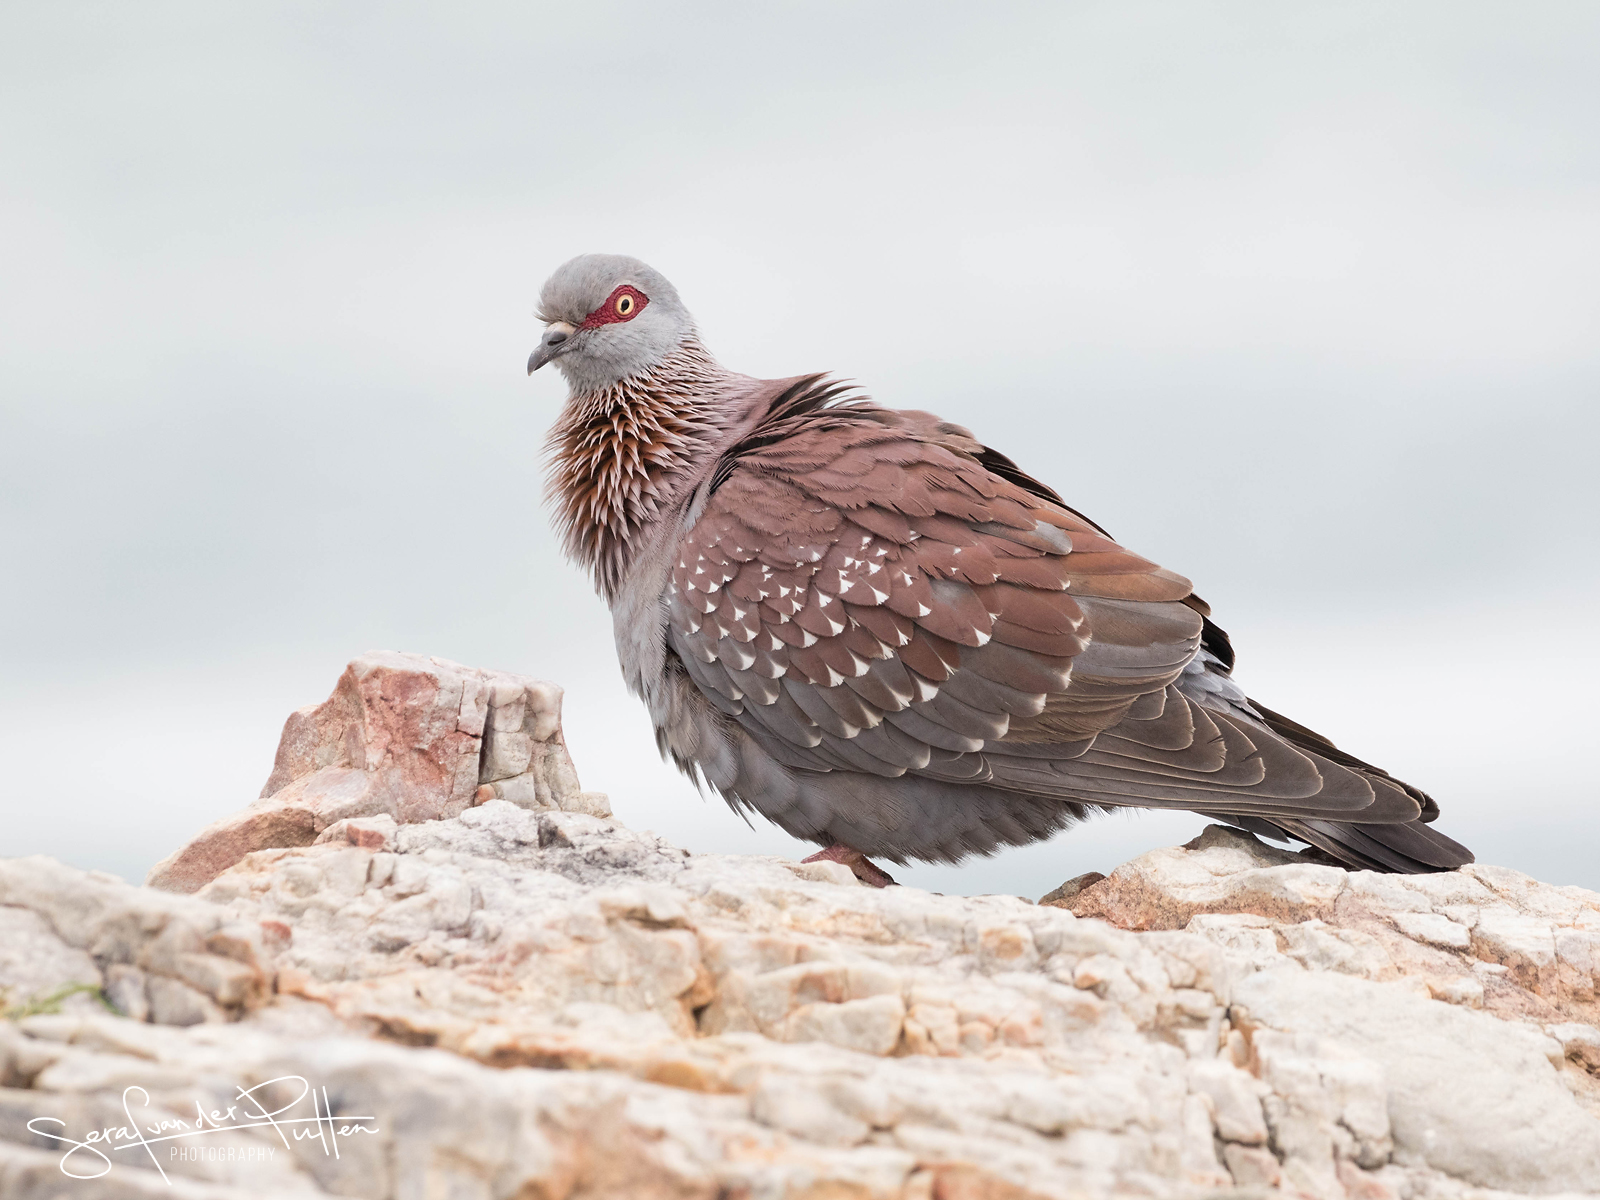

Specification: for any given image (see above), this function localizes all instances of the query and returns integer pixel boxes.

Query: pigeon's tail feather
[1246,698,1442,820]
[1220,697,1475,872]
[1266,816,1475,873]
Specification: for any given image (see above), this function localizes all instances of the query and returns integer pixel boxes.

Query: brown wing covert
[665,398,1192,786]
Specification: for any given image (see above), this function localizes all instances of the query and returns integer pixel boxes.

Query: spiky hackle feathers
[545,339,733,600]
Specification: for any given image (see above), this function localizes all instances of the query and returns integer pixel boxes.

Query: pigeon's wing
[665,390,1441,840]
[667,397,1147,769]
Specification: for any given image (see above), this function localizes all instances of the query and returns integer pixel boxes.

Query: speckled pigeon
[527,253,1473,882]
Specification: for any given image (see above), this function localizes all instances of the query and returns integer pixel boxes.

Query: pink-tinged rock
[261,651,496,820]
[147,651,605,893]
[143,802,319,894]
[316,814,398,851]
[1069,824,1346,931]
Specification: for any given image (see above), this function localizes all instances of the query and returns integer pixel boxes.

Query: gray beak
[527,321,576,374]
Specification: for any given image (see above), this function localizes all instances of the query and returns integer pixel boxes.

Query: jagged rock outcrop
[145,652,609,893]
[3,655,1598,1199]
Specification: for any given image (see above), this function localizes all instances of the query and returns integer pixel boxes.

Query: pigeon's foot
[802,843,897,888]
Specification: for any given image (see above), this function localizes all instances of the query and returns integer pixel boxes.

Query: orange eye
[615,293,634,317]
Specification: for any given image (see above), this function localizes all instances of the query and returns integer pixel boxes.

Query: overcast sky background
[2,2,1597,897]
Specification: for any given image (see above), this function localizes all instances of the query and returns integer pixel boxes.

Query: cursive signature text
[27,1075,378,1184]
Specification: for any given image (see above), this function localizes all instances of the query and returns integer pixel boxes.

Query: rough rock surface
[3,656,1598,1199]
[145,652,609,893]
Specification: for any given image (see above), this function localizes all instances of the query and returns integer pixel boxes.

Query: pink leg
[802,843,897,888]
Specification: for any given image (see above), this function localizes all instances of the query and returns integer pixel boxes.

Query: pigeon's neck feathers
[546,337,750,599]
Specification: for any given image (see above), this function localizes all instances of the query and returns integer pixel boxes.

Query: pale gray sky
[2,2,1596,895]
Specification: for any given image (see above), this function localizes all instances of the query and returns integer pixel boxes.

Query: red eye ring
[580,284,649,329]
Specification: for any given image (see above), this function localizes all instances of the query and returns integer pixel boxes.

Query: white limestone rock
[2,666,1598,1199]
[0,908,104,1018]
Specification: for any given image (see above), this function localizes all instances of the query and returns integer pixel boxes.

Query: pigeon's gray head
[527,254,697,391]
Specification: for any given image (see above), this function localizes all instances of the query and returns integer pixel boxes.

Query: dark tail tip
[1277,817,1475,874]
